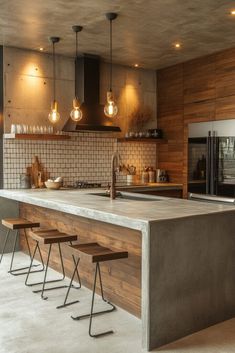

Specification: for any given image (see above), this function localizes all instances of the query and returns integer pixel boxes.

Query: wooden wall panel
[215,47,235,99]
[158,64,184,114]
[184,100,215,124]
[157,64,184,184]
[157,46,235,196]
[19,203,141,317]
[183,55,216,104]
[215,95,235,120]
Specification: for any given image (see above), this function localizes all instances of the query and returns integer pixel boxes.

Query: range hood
[63,54,121,132]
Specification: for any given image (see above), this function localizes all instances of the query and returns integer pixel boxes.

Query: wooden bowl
[45,181,61,190]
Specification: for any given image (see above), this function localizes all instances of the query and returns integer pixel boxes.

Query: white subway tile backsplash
[3,133,156,189]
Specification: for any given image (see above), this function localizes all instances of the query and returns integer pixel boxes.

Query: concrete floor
[1,252,235,353]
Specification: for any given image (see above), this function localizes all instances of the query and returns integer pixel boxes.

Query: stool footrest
[57,300,80,309]
[90,330,114,338]
[28,277,65,287]
[72,303,116,321]
[33,284,68,294]
[8,263,43,276]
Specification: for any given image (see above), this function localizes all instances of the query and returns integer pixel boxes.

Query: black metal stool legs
[30,242,67,299]
[72,262,116,338]
[70,241,81,289]
[0,229,10,264]
[57,257,80,309]
[6,229,44,276]
[24,229,44,274]
[25,241,43,286]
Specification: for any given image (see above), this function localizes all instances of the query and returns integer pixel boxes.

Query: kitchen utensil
[31,156,44,188]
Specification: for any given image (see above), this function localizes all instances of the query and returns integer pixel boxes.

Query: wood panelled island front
[20,203,141,317]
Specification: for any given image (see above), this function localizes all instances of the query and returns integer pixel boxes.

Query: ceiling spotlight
[39,47,44,51]
[174,43,181,49]
[134,64,139,67]
[230,10,235,15]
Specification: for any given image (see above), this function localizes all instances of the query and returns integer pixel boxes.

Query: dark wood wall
[0,46,3,189]
[157,47,235,197]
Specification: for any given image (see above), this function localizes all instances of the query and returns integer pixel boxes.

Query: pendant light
[104,13,118,118]
[70,25,83,122]
[48,36,60,124]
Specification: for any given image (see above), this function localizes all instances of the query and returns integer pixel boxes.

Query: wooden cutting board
[27,156,45,188]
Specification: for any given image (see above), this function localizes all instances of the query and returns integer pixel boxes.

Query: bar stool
[62,242,128,338]
[0,218,44,275]
[26,229,81,301]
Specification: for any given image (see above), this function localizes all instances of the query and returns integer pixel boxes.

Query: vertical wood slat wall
[0,46,3,189]
[157,47,235,197]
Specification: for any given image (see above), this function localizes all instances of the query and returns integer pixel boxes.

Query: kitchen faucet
[110,152,121,199]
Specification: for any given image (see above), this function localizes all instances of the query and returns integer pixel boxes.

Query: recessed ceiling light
[230,10,235,15]
[134,64,139,67]
[174,43,181,49]
[39,47,44,51]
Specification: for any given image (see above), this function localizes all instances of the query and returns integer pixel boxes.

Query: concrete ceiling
[1,0,235,69]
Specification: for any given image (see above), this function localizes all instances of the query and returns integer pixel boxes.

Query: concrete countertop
[0,188,233,231]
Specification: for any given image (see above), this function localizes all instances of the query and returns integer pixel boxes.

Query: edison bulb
[70,107,83,122]
[104,101,118,118]
[48,109,60,123]
[48,100,60,123]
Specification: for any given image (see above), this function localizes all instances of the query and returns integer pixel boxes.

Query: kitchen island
[0,188,235,350]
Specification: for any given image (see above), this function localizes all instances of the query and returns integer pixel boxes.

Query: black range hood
[63,54,121,132]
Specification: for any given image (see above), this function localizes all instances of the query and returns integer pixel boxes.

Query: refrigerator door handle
[214,136,219,195]
[206,131,211,194]
[210,131,215,195]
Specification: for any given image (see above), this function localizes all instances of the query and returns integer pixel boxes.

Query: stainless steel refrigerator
[188,119,235,203]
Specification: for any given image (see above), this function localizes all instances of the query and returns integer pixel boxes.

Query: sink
[90,192,161,201]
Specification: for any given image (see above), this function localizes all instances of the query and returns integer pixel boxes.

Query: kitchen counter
[117,182,183,191]
[0,188,231,230]
[1,188,235,350]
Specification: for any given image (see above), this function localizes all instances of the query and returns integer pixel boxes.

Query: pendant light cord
[109,19,113,92]
[53,41,56,102]
[75,31,78,98]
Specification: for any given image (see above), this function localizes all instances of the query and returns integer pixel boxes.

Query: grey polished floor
[0,252,235,353]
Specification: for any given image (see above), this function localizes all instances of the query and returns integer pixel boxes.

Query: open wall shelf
[117,138,167,144]
[4,133,70,141]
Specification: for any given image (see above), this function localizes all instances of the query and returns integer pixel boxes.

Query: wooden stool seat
[28,229,77,244]
[0,218,43,277]
[2,218,40,230]
[70,242,128,263]
[26,229,80,301]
